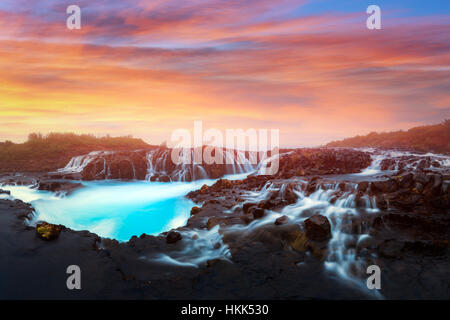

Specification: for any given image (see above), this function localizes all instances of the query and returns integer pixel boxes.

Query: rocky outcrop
[369,172,449,213]
[38,181,83,194]
[276,148,371,179]
[82,150,148,180]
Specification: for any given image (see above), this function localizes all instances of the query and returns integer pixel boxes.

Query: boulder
[200,184,209,194]
[274,215,289,225]
[304,214,331,242]
[166,231,182,244]
[280,183,298,204]
[249,207,265,219]
[190,206,201,216]
[242,202,258,214]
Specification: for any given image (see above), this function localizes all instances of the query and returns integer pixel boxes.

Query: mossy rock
[36,222,62,241]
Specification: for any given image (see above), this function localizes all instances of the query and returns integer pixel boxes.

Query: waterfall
[144,148,261,182]
[354,154,385,176]
[58,151,113,173]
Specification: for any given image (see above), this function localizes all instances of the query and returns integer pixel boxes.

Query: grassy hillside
[0,133,152,172]
[326,120,450,154]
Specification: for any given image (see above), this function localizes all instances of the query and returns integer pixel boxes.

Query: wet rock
[275,215,289,225]
[243,202,258,214]
[276,148,371,178]
[280,183,299,204]
[239,215,253,224]
[38,181,83,194]
[36,222,62,241]
[371,179,398,193]
[304,215,331,242]
[207,217,227,230]
[431,161,441,168]
[259,199,282,210]
[357,181,369,193]
[200,184,209,194]
[249,207,265,219]
[0,189,10,195]
[356,235,375,252]
[290,228,327,259]
[381,158,396,170]
[290,230,308,252]
[190,206,201,216]
[38,181,61,191]
[214,179,234,189]
[395,173,414,188]
[423,174,442,197]
[379,239,404,258]
[166,231,182,244]
[413,172,431,185]
[375,194,388,210]
[160,175,171,182]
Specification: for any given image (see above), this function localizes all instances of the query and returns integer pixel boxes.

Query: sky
[0,0,449,147]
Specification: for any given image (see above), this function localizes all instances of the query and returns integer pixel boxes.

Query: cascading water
[58,151,113,173]
[142,225,231,268]
[355,148,450,175]
[224,180,382,296]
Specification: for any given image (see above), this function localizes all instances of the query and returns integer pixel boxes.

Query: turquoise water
[3,179,218,241]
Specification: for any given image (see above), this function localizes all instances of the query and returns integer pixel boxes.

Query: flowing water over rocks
[0,147,449,299]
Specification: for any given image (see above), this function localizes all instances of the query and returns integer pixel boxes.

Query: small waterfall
[58,151,110,173]
[355,154,385,176]
[142,225,231,268]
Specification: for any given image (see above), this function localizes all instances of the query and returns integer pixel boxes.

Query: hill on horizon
[326,120,450,154]
[0,132,153,172]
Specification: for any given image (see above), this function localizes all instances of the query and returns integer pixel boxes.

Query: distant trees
[326,120,450,154]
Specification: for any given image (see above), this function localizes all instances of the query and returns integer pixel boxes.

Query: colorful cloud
[0,0,449,146]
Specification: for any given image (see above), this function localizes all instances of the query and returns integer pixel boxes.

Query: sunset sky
[0,0,449,147]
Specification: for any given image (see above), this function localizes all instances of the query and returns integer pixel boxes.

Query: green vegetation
[326,120,450,154]
[0,132,152,172]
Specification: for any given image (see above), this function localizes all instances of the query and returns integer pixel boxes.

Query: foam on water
[143,225,231,268]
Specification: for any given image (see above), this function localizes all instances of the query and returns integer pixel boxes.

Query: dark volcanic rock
[166,231,182,244]
[0,189,10,195]
[276,148,372,178]
[249,207,265,219]
[304,215,331,242]
[275,215,289,225]
[38,181,83,194]
[190,206,201,216]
